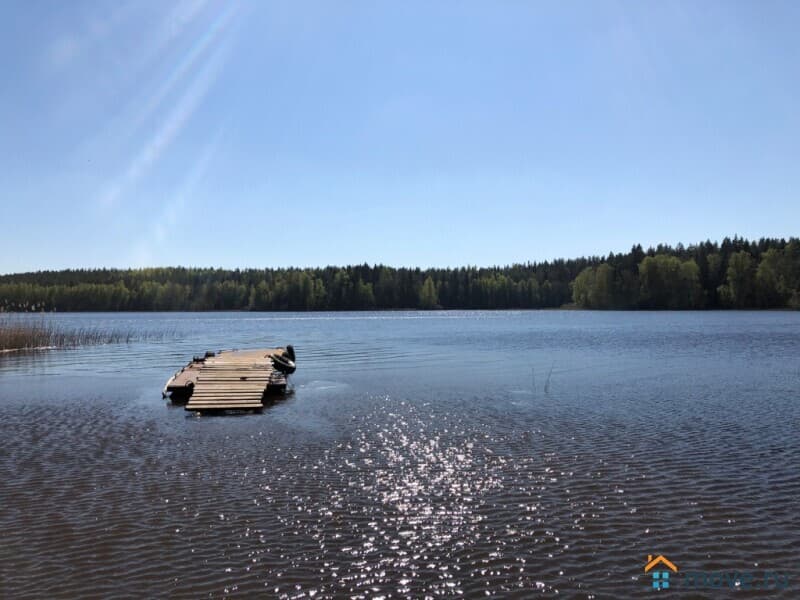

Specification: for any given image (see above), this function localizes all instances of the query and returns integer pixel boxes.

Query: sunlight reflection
[98,2,239,208]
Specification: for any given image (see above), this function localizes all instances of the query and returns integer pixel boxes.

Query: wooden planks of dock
[184,349,287,411]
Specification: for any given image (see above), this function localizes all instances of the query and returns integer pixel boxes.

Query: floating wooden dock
[163,348,291,412]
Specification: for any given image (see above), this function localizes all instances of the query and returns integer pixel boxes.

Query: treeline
[0,237,798,311]
[572,237,800,309]
[0,264,578,311]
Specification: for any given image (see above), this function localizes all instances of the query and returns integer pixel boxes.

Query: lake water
[1,311,798,598]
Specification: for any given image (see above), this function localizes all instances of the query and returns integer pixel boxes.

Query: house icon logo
[645,555,678,590]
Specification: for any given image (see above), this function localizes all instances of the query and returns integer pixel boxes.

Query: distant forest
[1,237,799,311]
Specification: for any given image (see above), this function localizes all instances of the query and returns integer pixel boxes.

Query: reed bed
[0,318,165,352]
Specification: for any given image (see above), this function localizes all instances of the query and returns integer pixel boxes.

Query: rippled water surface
[1,311,799,598]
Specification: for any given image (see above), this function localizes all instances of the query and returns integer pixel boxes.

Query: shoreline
[0,346,57,354]
[1,307,797,314]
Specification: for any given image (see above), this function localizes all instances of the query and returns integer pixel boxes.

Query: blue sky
[1,1,798,273]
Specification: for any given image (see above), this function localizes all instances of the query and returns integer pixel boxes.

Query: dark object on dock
[271,350,296,375]
[162,347,296,412]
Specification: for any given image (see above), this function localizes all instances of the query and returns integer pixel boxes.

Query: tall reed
[0,318,163,352]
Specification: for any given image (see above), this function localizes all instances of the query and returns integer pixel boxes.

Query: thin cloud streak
[99,22,234,209]
[130,127,224,266]
[126,2,236,141]
[75,1,234,166]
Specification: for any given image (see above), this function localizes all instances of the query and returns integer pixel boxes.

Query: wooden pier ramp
[175,349,287,411]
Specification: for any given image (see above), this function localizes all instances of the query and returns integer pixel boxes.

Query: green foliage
[0,263,579,311]
[418,276,439,309]
[1,237,799,311]
[572,262,638,309]
[639,255,703,309]
[569,237,799,310]
[571,267,595,308]
[755,249,785,307]
[718,251,755,308]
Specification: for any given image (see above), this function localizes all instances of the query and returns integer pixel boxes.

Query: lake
[1,311,798,598]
